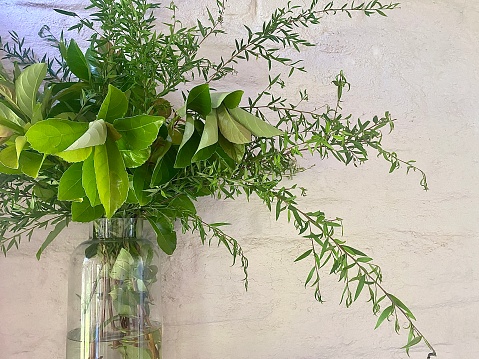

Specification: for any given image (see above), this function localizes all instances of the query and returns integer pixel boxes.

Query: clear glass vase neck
[89,217,143,239]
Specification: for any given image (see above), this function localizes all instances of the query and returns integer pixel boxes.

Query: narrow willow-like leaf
[97,84,128,122]
[217,106,251,144]
[15,63,47,120]
[36,218,68,259]
[228,107,283,138]
[294,249,312,262]
[354,275,365,301]
[58,162,85,201]
[26,119,88,154]
[66,39,90,81]
[375,305,394,329]
[94,136,129,218]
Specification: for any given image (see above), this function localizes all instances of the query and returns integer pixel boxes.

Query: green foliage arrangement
[0,0,435,356]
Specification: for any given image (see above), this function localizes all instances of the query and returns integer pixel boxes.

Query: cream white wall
[0,0,478,358]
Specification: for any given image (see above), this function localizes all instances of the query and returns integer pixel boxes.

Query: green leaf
[0,102,24,126]
[389,294,416,320]
[147,216,177,255]
[36,217,68,259]
[64,119,107,151]
[81,150,101,207]
[113,115,164,150]
[186,83,211,117]
[354,275,365,301]
[228,107,283,138]
[71,200,104,222]
[401,336,422,350]
[97,84,128,122]
[210,90,244,109]
[26,118,88,154]
[217,106,251,144]
[94,135,129,218]
[218,133,245,162]
[15,63,47,120]
[19,151,45,177]
[0,136,26,169]
[132,164,152,206]
[294,249,312,262]
[58,162,85,201]
[66,39,90,81]
[168,194,196,215]
[174,116,200,168]
[375,305,394,329]
[121,148,151,168]
[192,112,218,162]
[110,248,135,281]
[56,147,92,163]
[53,8,78,17]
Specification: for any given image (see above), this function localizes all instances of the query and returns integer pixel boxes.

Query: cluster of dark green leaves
[0,0,435,356]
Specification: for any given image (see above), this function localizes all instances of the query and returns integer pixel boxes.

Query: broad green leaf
[56,147,92,163]
[121,148,151,168]
[174,116,200,168]
[151,149,178,186]
[210,90,244,109]
[147,216,177,255]
[0,136,26,169]
[0,162,21,174]
[15,63,47,120]
[64,119,107,151]
[110,248,134,280]
[0,80,17,108]
[36,217,68,259]
[26,119,88,154]
[186,83,211,117]
[218,134,245,162]
[132,164,152,206]
[58,162,85,201]
[33,183,55,200]
[228,107,283,138]
[192,112,218,162]
[217,106,251,144]
[168,194,196,215]
[82,150,101,206]
[0,102,24,126]
[97,84,128,122]
[94,135,129,218]
[0,124,14,144]
[19,152,45,178]
[66,39,90,81]
[71,200,104,222]
[113,115,164,150]
[375,305,394,329]
[0,118,24,135]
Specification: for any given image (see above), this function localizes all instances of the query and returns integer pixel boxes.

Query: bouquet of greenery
[0,0,435,357]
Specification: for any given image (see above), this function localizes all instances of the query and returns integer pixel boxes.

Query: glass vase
[66,218,162,359]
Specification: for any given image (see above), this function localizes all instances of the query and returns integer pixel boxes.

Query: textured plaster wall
[0,0,478,358]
